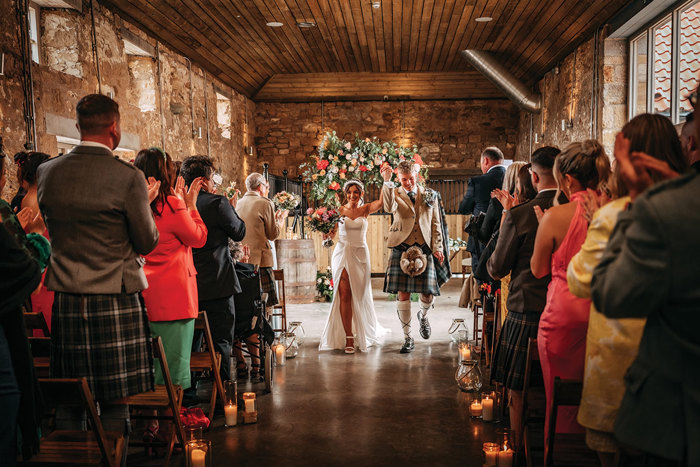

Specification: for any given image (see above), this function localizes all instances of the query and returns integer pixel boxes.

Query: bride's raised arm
[365,189,384,215]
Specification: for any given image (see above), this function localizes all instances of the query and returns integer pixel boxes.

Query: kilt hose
[383,243,441,296]
[50,292,154,402]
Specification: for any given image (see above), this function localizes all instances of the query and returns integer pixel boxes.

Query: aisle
[131,278,505,466]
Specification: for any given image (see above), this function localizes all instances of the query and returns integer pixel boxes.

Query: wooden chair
[25,378,124,467]
[544,377,598,467]
[271,269,287,334]
[126,336,185,465]
[24,311,50,337]
[28,336,51,378]
[517,338,546,467]
[190,311,226,419]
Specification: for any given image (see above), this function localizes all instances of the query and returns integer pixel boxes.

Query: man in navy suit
[458,147,506,268]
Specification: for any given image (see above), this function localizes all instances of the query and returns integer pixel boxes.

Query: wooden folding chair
[28,336,51,378]
[271,269,287,334]
[190,311,226,419]
[126,336,185,465]
[26,378,124,467]
[545,377,598,467]
[24,311,50,337]
[517,338,546,467]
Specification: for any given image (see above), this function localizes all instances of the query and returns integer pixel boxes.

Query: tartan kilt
[259,267,279,307]
[491,310,541,391]
[383,245,440,296]
[50,292,154,401]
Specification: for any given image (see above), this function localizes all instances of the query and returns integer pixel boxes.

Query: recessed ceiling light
[475,16,493,22]
[266,21,284,27]
[372,1,381,9]
[297,21,316,28]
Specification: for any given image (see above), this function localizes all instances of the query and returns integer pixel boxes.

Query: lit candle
[190,448,206,467]
[470,400,482,417]
[275,344,286,366]
[498,446,514,467]
[483,443,500,467]
[482,396,494,422]
[224,403,237,426]
[460,346,471,362]
[243,392,256,413]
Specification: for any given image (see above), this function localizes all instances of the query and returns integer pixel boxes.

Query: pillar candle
[470,400,482,417]
[190,448,206,467]
[482,397,494,421]
[224,403,237,426]
[275,344,286,366]
[460,346,471,361]
[498,448,514,467]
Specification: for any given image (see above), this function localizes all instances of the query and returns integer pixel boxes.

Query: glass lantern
[284,331,299,359]
[288,321,306,346]
[184,425,203,443]
[186,440,212,467]
[273,337,286,367]
[483,442,500,467]
[448,319,470,343]
[242,392,258,424]
[223,380,237,427]
[455,360,482,392]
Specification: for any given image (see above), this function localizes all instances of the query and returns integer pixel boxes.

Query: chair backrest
[24,312,50,337]
[28,336,51,358]
[194,311,218,363]
[152,336,185,446]
[38,378,116,467]
[545,377,584,467]
[273,269,285,304]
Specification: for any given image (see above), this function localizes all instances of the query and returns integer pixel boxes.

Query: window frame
[28,4,40,64]
[628,0,699,124]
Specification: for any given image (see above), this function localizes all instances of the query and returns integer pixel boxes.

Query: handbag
[473,229,499,283]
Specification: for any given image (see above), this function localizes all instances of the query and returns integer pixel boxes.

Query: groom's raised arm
[382,183,396,213]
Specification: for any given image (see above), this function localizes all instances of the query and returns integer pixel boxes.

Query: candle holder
[455,360,483,392]
[458,340,474,363]
[242,392,258,424]
[186,440,212,467]
[223,380,237,427]
[448,318,470,343]
[284,331,299,359]
[469,393,483,418]
[288,321,306,346]
[483,442,500,467]
[274,337,286,367]
[184,425,203,443]
[481,392,495,422]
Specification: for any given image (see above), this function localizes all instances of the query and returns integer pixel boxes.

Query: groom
[381,161,445,353]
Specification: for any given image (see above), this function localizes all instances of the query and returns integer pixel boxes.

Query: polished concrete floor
[128,277,508,466]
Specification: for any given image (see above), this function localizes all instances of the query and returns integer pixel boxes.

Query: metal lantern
[455,360,483,393]
[288,321,306,346]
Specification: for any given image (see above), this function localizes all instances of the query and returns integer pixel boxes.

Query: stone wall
[0,0,256,199]
[516,31,628,160]
[254,99,523,178]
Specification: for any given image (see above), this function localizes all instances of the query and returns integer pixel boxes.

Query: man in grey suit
[37,94,159,462]
[592,128,700,466]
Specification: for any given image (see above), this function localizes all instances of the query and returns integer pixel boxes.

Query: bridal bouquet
[306,206,342,247]
[273,191,301,210]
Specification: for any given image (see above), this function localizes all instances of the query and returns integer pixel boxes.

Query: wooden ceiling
[103,0,629,102]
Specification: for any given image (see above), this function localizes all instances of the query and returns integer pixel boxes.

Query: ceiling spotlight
[266,21,284,27]
[296,21,316,28]
[372,1,381,9]
[475,17,493,22]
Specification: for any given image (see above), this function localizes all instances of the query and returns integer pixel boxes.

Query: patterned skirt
[50,292,154,401]
[491,310,541,391]
[259,267,279,307]
[383,244,440,296]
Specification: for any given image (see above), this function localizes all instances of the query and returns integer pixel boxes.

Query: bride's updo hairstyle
[343,179,365,206]
[553,139,611,204]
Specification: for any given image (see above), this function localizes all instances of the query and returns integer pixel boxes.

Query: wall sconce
[0,53,4,76]
[247,146,254,156]
[534,133,544,144]
[561,119,573,131]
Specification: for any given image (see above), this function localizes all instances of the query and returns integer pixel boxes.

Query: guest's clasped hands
[174,175,204,210]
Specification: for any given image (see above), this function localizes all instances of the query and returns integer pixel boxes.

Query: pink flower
[345,142,352,149]
[306,208,314,215]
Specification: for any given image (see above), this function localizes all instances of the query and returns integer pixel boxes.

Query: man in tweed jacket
[381,161,444,353]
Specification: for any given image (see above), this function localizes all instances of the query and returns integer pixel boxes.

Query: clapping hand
[240,244,250,263]
[580,188,609,223]
[614,132,679,200]
[174,176,204,210]
[533,205,545,223]
[493,189,518,211]
[146,177,161,204]
[17,207,44,234]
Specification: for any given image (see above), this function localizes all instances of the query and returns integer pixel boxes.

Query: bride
[319,179,389,353]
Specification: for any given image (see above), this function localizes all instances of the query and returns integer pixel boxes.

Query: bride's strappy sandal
[345,336,356,354]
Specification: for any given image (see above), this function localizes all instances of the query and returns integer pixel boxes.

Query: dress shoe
[400,337,415,353]
[417,311,431,339]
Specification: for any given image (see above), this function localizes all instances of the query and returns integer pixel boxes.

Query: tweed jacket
[591,172,700,465]
[37,145,158,294]
[236,191,281,268]
[382,183,443,253]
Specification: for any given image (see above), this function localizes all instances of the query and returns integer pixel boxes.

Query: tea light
[275,343,286,366]
[224,403,237,427]
[482,394,494,421]
[498,446,514,467]
[470,399,483,417]
[190,448,206,467]
[482,443,500,467]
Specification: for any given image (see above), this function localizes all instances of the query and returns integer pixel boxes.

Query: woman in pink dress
[531,140,611,443]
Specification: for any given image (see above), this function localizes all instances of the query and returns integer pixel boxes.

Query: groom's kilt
[384,243,440,296]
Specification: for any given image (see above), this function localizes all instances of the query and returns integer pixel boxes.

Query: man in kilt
[381,161,445,353]
[37,94,160,461]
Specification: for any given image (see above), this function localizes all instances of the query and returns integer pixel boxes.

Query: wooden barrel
[274,239,317,304]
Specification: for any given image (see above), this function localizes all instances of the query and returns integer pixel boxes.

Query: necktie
[407,191,416,203]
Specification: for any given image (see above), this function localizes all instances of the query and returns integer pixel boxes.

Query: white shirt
[78,141,113,153]
[383,181,416,197]
[488,164,507,173]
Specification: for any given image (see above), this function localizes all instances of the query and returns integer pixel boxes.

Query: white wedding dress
[319,216,389,352]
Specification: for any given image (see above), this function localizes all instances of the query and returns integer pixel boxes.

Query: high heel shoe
[345,336,355,354]
[236,361,248,380]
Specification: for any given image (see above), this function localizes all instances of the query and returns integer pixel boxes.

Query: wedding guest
[19,152,53,334]
[477,161,527,247]
[11,152,28,212]
[458,147,506,268]
[591,105,695,465]
[181,156,246,384]
[680,112,700,171]
[486,146,562,446]
[134,149,207,397]
[531,139,611,442]
[568,113,687,466]
[37,94,159,462]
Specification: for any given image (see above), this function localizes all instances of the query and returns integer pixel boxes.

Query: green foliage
[316,270,334,302]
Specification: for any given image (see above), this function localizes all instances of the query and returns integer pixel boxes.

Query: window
[629,0,700,123]
[28,6,39,64]
[216,92,231,139]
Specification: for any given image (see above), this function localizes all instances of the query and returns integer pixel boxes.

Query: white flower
[324,279,330,285]
[348,165,355,172]
[317,278,322,284]
[344,142,352,150]
[345,154,351,160]
[331,166,339,174]
[212,173,223,186]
